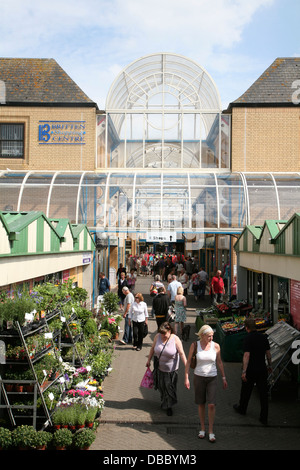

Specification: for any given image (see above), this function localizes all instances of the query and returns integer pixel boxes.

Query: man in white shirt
[167,275,182,303]
[120,287,134,345]
[198,267,208,299]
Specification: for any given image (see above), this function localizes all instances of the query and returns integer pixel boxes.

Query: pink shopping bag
[140,367,154,388]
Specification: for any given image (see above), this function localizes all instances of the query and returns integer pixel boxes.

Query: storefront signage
[146,231,177,242]
[290,279,300,329]
[38,121,86,144]
[83,253,91,264]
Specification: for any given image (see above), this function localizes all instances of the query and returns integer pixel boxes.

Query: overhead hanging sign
[38,121,86,144]
[146,231,177,243]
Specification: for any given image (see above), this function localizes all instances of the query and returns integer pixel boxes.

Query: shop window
[0,123,24,158]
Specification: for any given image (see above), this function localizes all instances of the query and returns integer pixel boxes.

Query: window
[0,123,24,158]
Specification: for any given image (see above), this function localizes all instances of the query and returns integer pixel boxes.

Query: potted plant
[32,430,52,450]
[11,425,36,450]
[73,428,96,450]
[74,404,88,429]
[0,427,12,450]
[85,406,97,428]
[52,428,73,450]
[52,407,64,429]
[101,291,120,315]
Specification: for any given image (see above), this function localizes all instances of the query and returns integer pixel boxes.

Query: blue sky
[0,0,299,109]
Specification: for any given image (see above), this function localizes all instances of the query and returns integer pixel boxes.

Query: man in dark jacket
[233,318,272,425]
[152,286,170,330]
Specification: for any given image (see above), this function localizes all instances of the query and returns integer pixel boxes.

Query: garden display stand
[0,307,67,429]
[59,312,85,367]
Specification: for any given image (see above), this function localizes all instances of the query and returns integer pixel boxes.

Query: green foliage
[0,427,12,449]
[101,291,120,314]
[52,428,73,448]
[73,428,96,449]
[11,425,36,449]
[32,430,52,448]
[83,318,98,336]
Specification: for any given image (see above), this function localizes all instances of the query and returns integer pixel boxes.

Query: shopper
[128,292,148,351]
[185,324,228,443]
[117,271,128,308]
[174,286,187,337]
[198,267,208,299]
[211,270,225,304]
[119,287,134,345]
[152,286,170,330]
[178,268,189,296]
[98,272,110,296]
[146,322,187,416]
[167,275,182,304]
[233,318,272,425]
[150,274,164,297]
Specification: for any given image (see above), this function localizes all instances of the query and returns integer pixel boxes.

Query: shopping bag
[140,367,154,388]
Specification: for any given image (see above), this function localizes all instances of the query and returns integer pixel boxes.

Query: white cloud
[0,0,275,107]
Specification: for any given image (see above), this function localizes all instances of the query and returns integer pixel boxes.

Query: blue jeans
[122,315,132,344]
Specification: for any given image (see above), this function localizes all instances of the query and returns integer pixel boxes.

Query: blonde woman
[185,325,228,443]
[174,286,187,337]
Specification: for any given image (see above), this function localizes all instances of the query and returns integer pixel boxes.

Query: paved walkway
[91,276,300,452]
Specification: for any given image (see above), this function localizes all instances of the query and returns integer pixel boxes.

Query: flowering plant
[101,314,122,336]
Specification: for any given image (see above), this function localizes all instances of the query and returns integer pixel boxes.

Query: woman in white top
[128,292,148,351]
[185,325,228,443]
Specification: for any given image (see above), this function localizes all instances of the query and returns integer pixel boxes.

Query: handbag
[167,306,175,323]
[190,341,197,369]
[143,322,148,338]
[140,367,154,388]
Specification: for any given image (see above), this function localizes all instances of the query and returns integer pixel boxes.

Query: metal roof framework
[1,170,300,237]
[104,53,229,170]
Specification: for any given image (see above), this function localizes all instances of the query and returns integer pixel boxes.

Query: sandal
[198,430,205,439]
[209,433,216,443]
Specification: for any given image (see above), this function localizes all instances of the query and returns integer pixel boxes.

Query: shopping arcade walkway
[90,275,300,451]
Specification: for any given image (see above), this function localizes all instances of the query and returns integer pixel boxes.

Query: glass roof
[1,170,300,236]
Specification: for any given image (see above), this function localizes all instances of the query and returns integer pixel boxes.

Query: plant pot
[53,425,61,430]
[5,384,13,392]
[14,384,24,392]
[76,424,85,429]
[69,425,76,431]
[55,446,66,450]
[86,422,94,428]
[25,384,34,393]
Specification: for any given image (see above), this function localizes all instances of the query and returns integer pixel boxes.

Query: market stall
[196,299,270,362]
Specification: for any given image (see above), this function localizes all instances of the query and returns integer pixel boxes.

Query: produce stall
[196,300,271,362]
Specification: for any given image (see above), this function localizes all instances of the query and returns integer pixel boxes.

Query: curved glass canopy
[102,53,230,170]
[1,170,300,236]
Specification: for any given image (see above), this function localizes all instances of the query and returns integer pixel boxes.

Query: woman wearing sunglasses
[128,292,148,351]
[146,322,187,416]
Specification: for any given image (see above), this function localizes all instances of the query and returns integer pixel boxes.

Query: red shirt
[211,276,224,294]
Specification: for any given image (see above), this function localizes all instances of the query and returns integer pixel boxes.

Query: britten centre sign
[38,121,86,144]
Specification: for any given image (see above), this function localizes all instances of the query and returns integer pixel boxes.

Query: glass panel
[0,173,26,211]
[278,187,300,220]
[247,187,278,224]
[96,114,106,168]
[21,173,51,213]
[221,114,230,169]
[201,114,219,168]
[191,186,217,228]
